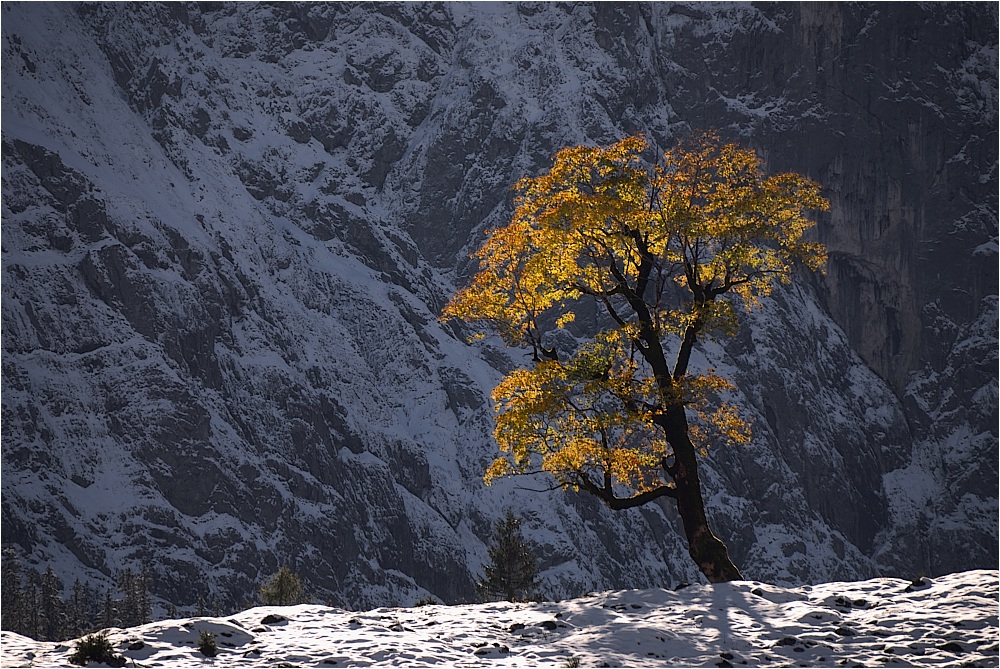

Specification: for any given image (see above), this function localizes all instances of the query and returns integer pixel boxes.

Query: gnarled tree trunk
[663,405,744,583]
[646,313,744,584]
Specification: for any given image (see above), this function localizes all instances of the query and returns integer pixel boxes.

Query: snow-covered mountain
[3,570,998,667]
[2,2,996,612]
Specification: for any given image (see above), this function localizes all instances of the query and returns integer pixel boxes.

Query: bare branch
[576,474,677,509]
[514,483,568,493]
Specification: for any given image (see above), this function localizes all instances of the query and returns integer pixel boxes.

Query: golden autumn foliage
[444,131,828,504]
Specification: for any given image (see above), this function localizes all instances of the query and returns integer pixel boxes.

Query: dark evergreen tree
[101,588,117,629]
[477,510,540,602]
[259,567,305,606]
[136,565,152,625]
[1,549,23,633]
[1,560,161,641]
[117,569,136,627]
[39,567,64,641]
[22,576,40,639]
[66,579,88,639]
[115,567,151,627]
[82,581,101,636]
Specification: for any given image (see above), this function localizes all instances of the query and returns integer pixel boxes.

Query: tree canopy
[443,132,828,582]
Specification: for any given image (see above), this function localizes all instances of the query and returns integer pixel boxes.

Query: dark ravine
[1,3,995,611]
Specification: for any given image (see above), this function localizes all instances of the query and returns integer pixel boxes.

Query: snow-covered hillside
[1,2,996,612]
[2,570,997,668]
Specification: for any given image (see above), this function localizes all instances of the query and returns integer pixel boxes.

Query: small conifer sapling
[69,631,125,667]
[198,629,218,657]
[478,510,540,602]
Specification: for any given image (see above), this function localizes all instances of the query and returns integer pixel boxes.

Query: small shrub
[414,596,438,607]
[198,629,218,657]
[69,631,126,667]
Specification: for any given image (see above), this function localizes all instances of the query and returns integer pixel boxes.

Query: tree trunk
[664,405,744,583]
[632,286,743,583]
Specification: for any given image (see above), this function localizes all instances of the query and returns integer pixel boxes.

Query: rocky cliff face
[2,2,995,611]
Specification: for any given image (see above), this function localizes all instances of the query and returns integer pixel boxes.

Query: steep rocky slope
[2,2,995,611]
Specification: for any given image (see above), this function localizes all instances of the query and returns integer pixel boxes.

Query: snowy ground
[2,570,996,667]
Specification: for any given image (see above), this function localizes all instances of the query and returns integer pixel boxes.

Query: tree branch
[514,483,568,493]
[576,474,677,509]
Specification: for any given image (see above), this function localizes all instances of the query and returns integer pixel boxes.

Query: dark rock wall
[1,2,995,610]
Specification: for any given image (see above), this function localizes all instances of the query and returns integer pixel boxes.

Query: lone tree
[478,510,540,602]
[443,132,827,583]
[259,567,305,606]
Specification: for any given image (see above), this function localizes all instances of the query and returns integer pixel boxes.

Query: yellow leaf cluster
[688,402,752,452]
[487,335,670,494]
[654,131,828,317]
[442,131,827,495]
